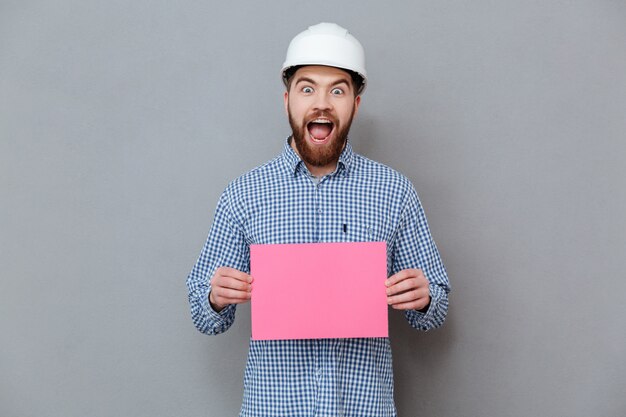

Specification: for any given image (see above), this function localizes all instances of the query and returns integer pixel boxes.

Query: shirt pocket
[345,217,394,243]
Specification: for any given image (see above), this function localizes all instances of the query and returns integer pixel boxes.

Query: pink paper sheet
[250,241,388,340]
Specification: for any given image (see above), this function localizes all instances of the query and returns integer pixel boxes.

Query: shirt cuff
[404,284,446,331]
[202,288,235,322]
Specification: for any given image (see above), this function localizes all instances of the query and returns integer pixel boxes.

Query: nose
[312,91,333,111]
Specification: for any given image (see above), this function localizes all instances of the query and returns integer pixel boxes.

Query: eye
[331,88,344,95]
[302,86,314,94]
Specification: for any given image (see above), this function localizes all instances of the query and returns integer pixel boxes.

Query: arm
[186,188,250,335]
[389,185,450,331]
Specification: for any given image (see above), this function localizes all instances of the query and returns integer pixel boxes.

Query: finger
[218,296,251,305]
[385,268,421,287]
[213,287,252,302]
[216,267,253,283]
[212,297,250,309]
[386,277,423,296]
[388,291,430,310]
[385,270,413,287]
[215,276,252,292]
[387,288,424,305]
[390,299,429,311]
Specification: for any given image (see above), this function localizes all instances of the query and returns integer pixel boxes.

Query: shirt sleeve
[186,186,250,335]
[391,185,451,331]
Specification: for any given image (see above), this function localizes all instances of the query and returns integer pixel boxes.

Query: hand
[209,267,253,312]
[385,268,431,311]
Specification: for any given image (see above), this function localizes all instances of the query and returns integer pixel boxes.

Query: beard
[288,108,355,169]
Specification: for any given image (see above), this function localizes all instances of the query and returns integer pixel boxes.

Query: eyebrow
[294,76,351,89]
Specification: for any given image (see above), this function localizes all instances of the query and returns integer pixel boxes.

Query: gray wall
[1,1,625,416]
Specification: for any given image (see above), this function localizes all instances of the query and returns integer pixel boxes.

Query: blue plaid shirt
[187,138,450,417]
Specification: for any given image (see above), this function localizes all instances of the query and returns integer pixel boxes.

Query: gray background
[1,1,625,416]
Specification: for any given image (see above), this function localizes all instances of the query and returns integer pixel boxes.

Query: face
[284,66,361,175]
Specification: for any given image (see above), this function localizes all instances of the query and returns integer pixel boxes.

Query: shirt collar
[281,136,354,177]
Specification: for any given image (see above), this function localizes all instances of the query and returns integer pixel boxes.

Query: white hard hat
[281,22,367,94]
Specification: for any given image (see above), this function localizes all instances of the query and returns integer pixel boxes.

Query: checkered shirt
[187,138,450,417]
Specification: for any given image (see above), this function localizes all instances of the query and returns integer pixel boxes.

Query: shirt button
[318,209,322,213]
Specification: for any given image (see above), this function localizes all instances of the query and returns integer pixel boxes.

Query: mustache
[306,111,337,124]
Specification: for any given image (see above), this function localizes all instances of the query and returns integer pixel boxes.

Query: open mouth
[307,118,335,143]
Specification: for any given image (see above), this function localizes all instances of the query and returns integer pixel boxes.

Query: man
[187,22,450,416]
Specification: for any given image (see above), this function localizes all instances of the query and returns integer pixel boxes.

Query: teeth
[311,118,332,124]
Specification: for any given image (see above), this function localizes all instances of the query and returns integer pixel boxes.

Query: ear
[352,95,362,117]
[283,91,289,116]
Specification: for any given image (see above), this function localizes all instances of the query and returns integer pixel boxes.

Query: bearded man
[187,22,451,417]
